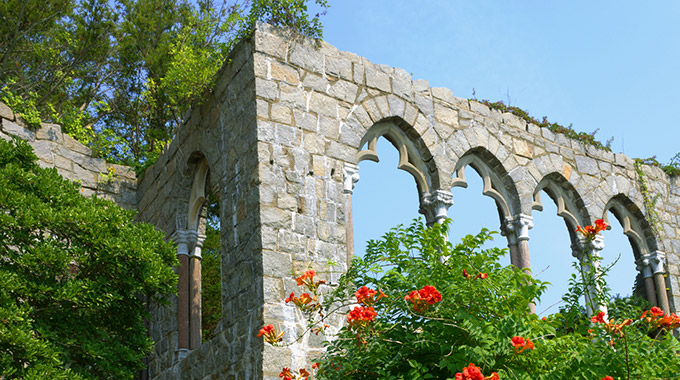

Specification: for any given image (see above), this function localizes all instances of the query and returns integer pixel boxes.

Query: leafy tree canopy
[0,138,177,379]
[0,0,328,172]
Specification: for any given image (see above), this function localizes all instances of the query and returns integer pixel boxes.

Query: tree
[0,138,177,379]
[0,0,329,171]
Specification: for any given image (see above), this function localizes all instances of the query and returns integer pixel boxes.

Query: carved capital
[501,214,533,245]
[418,190,454,225]
[571,234,605,258]
[172,229,198,256]
[514,214,533,242]
[342,163,360,194]
[637,251,666,277]
[189,234,208,259]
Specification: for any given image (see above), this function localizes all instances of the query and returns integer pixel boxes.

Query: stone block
[434,102,458,126]
[294,110,317,132]
[575,155,599,175]
[271,103,293,125]
[309,93,338,118]
[387,94,405,118]
[325,55,352,81]
[255,78,279,100]
[363,99,382,122]
[364,63,391,92]
[469,101,490,117]
[289,43,323,74]
[513,138,534,159]
[328,80,358,103]
[2,119,35,141]
[0,102,13,120]
[270,60,299,85]
[413,78,429,92]
[392,68,413,101]
[302,73,328,93]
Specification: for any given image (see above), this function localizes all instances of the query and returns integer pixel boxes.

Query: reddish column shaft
[177,254,190,349]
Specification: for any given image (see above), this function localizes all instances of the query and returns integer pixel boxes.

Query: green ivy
[473,99,613,151]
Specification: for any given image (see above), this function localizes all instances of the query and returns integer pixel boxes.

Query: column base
[175,348,191,363]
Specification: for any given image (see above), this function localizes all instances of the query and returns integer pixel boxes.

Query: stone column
[638,251,670,313]
[418,190,454,227]
[342,164,360,266]
[189,233,206,349]
[501,214,534,313]
[636,253,660,307]
[501,214,533,272]
[172,229,195,361]
[572,235,607,318]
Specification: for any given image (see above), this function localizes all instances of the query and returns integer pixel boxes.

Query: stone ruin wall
[0,102,137,209]
[138,24,680,378]
[4,23,680,379]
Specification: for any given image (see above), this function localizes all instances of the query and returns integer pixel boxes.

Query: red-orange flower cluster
[355,286,387,305]
[279,367,311,380]
[576,219,607,240]
[590,311,632,337]
[404,285,442,313]
[511,336,534,353]
[463,269,488,280]
[454,363,499,380]
[285,292,319,312]
[346,305,377,330]
[641,306,680,330]
[257,324,284,345]
[296,270,325,289]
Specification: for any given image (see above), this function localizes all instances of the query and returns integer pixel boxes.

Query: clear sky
[312,1,680,313]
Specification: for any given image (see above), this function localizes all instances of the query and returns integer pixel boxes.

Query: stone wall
[0,102,137,209]
[137,23,680,378]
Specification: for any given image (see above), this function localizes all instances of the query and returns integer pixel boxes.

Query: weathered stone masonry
[0,103,136,209]
[3,23,680,379]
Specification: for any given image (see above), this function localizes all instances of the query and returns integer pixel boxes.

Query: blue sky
[312,1,680,313]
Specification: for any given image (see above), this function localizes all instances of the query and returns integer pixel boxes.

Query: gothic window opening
[449,162,511,266]
[351,137,420,258]
[530,189,581,315]
[175,157,223,360]
[200,186,222,342]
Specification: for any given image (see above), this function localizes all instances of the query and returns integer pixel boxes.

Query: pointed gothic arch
[451,147,521,225]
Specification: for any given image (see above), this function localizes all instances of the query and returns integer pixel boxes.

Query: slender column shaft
[177,253,190,350]
[345,193,354,266]
[644,276,658,307]
[654,273,670,314]
[508,243,520,268]
[517,240,532,274]
[189,255,202,348]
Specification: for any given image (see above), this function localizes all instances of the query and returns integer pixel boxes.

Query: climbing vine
[634,159,662,235]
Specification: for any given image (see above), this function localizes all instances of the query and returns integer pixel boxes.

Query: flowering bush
[259,219,680,379]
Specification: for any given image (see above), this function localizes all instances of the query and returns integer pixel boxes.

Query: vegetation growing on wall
[474,99,614,152]
[477,99,680,177]
[0,138,177,379]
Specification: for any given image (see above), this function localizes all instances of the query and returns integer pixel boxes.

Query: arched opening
[449,173,510,265]
[450,149,522,267]
[349,118,438,259]
[531,174,590,315]
[200,186,222,342]
[601,209,638,300]
[352,137,420,257]
[175,155,223,357]
[530,189,580,314]
[603,195,666,310]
